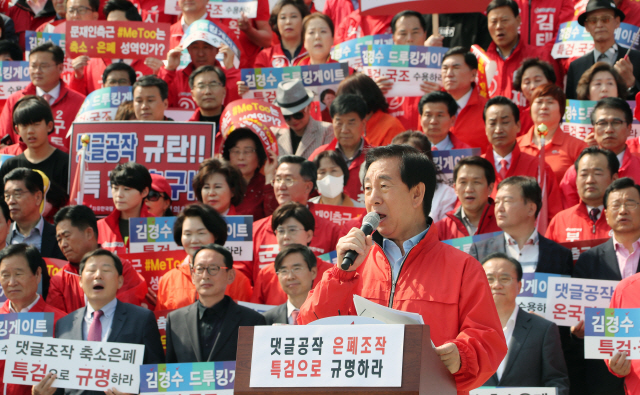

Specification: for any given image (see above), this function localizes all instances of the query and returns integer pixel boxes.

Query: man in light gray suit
[273,79,334,159]
[481,252,569,395]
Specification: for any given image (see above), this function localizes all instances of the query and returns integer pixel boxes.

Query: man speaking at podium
[298,145,507,393]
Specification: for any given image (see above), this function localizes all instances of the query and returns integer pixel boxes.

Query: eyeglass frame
[191,265,229,276]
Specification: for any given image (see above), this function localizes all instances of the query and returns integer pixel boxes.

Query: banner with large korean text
[313,204,366,227]
[360,44,448,98]
[119,250,186,295]
[585,308,640,359]
[140,361,236,394]
[224,215,252,261]
[330,34,393,71]
[241,63,350,104]
[165,0,258,17]
[471,389,557,395]
[69,122,215,217]
[128,216,181,253]
[181,20,240,69]
[545,277,619,327]
[0,313,55,360]
[24,31,73,85]
[74,86,132,123]
[250,325,403,387]
[431,148,482,186]
[517,273,566,315]
[0,61,31,101]
[220,99,282,154]
[563,100,640,141]
[66,21,171,60]
[3,335,145,392]
[560,238,610,264]
[442,231,503,255]
[552,21,640,59]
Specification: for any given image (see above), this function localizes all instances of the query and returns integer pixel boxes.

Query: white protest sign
[545,277,619,327]
[250,325,403,387]
[4,335,145,392]
[470,388,557,395]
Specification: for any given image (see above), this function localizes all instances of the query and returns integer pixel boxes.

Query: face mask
[317,175,344,199]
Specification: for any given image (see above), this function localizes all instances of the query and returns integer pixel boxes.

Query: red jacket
[253,43,308,68]
[7,0,55,49]
[69,58,154,96]
[514,0,574,50]
[560,149,640,208]
[545,202,612,243]
[322,0,355,29]
[452,88,490,153]
[0,297,66,395]
[250,203,341,284]
[334,10,392,44]
[482,144,563,220]
[436,199,502,241]
[309,138,372,204]
[251,259,334,305]
[0,81,85,153]
[387,96,420,131]
[234,172,278,222]
[46,260,149,313]
[447,132,472,150]
[131,0,175,24]
[97,204,152,255]
[298,224,507,393]
[157,62,240,110]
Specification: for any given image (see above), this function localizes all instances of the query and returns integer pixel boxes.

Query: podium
[234,325,457,395]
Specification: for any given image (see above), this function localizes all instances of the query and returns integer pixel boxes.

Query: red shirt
[233,172,278,222]
[334,10,392,44]
[8,1,55,49]
[364,110,405,147]
[0,297,66,395]
[436,199,501,241]
[299,225,507,393]
[46,261,148,313]
[452,88,490,153]
[131,0,176,24]
[387,96,420,131]
[69,58,154,96]
[518,106,534,138]
[251,259,334,305]
[447,132,472,150]
[545,202,612,243]
[0,81,85,153]
[97,204,152,255]
[514,0,574,49]
[253,43,308,68]
[322,0,355,29]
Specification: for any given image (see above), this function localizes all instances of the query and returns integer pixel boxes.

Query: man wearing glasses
[560,98,640,207]
[165,243,265,363]
[480,252,569,393]
[565,0,640,100]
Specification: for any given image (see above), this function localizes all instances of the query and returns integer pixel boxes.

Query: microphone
[340,212,380,270]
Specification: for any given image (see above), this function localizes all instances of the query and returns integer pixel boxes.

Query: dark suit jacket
[166,296,266,363]
[6,220,65,260]
[565,46,640,99]
[263,303,288,325]
[468,232,573,275]
[54,300,165,395]
[483,308,569,395]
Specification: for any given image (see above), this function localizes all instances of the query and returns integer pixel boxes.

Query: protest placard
[224,215,253,261]
[250,325,403,387]
[546,277,619,327]
[69,122,215,217]
[360,44,448,98]
[0,61,31,100]
[66,21,171,60]
[74,86,132,123]
[431,148,482,186]
[120,250,187,296]
[0,313,55,360]
[442,231,504,255]
[129,216,181,253]
[330,34,393,71]
[140,361,236,394]
[154,310,171,351]
[470,45,498,99]
[164,0,257,18]
[563,100,640,141]
[4,335,145,391]
[24,31,73,85]
[552,21,640,59]
[238,301,278,314]
[313,204,366,227]
[220,100,281,154]
[471,389,557,395]
[559,238,609,264]
[517,273,566,314]
[241,63,349,104]
[182,20,240,69]
[585,307,640,359]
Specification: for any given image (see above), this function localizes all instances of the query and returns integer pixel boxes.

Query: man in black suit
[481,253,569,395]
[264,244,318,325]
[469,176,573,275]
[166,243,265,363]
[3,168,64,260]
[565,0,640,99]
[32,249,165,395]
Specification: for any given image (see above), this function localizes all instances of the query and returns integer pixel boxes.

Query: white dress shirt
[493,150,513,174]
[286,299,299,325]
[593,44,618,66]
[36,83,61,104]
[496,306,519,381]
[9,295,40,313]
[505,230,539,272]
[456,88,473,113]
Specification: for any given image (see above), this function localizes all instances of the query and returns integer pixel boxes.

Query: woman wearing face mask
[154,204,253,311]
[309,150,363,207]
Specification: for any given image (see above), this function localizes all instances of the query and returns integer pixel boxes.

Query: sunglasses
[284,111,305,121]
[147,189,168,202]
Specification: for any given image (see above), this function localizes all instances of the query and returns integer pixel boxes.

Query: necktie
[88,310,103,341]
[589,208,601,223]
[499,159,508,179]
[42,93,53,105]
[597,53,607,62]
[291,309,299,325]
[431,146,438,151]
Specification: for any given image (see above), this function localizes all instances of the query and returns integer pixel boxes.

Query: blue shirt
[382,227,429,281]
[9,216,44,251]
[83,298,118,341]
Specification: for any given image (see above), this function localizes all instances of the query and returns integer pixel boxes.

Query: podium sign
[249,325,404,388]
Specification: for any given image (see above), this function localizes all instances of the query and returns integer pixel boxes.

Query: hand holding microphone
[337,212,380,271]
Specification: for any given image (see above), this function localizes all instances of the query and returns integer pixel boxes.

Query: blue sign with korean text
[129,217,180,253]
[139,361,236,393]
[330,34,393,70]
[431,148,483,186]
[0,312,54,339]
[224,215,252,261]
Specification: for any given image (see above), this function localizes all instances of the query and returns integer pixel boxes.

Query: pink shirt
[613,237,640,279]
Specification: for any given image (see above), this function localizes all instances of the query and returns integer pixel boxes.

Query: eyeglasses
[28,63,54,72]
[105,78,131,86]
[608,201,640,212]
[486,275,514,285]
[283,111,305,121]
[585,15,614,25]
[271,177,299,187]
[195,82,224,91]
[67,5,91,15]
[147,190,168,202]
[594,119,625,130]
[192,265,228,276]
[276,266,306,276]
[229,147,256,156]
[275,226,304,236]
[4,190,26,201]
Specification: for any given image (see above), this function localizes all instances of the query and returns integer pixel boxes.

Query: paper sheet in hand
[354,295,424,324]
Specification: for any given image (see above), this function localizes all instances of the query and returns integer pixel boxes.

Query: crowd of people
[1,0,640,393]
